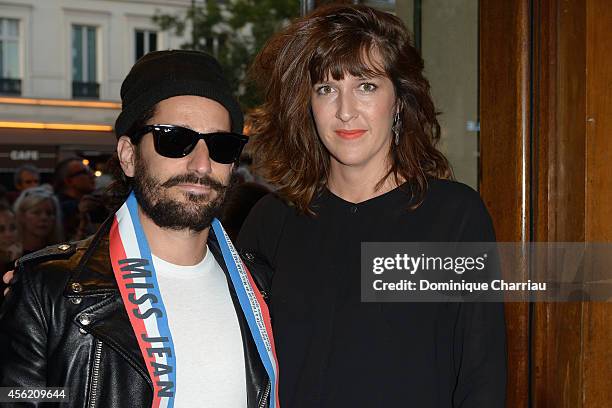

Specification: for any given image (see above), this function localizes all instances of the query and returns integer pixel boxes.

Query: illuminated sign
[0,145,57,171]
[10,150,39,161]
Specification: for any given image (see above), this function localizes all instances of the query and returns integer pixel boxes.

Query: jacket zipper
[258,380,271,408]
[88,340,103,408]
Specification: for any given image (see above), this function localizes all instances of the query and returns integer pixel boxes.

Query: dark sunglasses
[132,124,248,164]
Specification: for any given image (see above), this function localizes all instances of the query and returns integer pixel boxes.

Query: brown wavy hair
[248,4,451,214]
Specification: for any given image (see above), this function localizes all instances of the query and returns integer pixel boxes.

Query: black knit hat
[114,50,243,137]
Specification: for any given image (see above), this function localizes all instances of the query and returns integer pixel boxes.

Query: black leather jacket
[0,220,270,407]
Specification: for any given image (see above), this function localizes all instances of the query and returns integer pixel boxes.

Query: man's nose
[186,139,212,175]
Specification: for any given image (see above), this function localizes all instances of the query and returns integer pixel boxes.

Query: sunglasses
[132,124,248,164]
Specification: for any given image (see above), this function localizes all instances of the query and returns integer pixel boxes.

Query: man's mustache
[161,174,226,191]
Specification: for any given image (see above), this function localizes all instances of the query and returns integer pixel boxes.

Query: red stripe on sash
[109,218,162,408]
[242,260,281,403]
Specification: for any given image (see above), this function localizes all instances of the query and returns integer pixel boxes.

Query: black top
[237,179,506,408]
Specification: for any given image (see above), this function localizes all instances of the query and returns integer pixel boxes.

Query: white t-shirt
[152,246,247,407]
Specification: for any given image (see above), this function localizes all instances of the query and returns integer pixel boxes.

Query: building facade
[0,0,191,183]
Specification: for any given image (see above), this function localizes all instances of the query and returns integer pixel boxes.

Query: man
[6,164,41,204]
[0,51,276,408]
[54,159,95,201]
[53,158,96,239]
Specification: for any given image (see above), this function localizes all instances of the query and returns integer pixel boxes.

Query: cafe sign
[0,145,57,171]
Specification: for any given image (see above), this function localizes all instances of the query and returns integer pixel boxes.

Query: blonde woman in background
[13,186,64,255]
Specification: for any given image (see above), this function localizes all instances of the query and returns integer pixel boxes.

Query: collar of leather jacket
[61,214,233,297]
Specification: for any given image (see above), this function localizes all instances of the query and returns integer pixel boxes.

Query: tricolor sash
[109,193,177,408]
[211,218,280,408]
[109,192,280,408]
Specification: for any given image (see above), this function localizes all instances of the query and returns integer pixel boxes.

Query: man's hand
[3,269,14,296]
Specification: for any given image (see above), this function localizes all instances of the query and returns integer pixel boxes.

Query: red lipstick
[334,129,366,139]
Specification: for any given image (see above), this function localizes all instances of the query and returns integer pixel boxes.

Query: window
[0,18,21,95]
[135,30,157,61]
[365,0,479,189]
[72,25,98,99]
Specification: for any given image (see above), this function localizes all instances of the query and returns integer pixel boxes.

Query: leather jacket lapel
[76,293,152,388]
[64,217,151,386]
[64,216,117,297]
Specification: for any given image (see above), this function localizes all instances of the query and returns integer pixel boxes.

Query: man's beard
[131,157,231,232]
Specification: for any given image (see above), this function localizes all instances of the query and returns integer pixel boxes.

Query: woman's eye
[359,83,377,92]
[316,85,334,95]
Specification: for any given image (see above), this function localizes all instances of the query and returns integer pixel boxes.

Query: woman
[238,5,506,407]
[0,203,20,263]
[0,203,21,303]
[13,186,64,255]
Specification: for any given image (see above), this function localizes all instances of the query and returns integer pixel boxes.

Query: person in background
[5,164,41,205]
[0,203,20,303]
[0,203,21,263]
[72,189,110,240]
[238,4,506,407]
[222,181,271,241]
[13,186,63,255]
[53,158,95,239]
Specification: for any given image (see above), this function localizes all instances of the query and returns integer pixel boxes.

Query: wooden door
[480,0,612,406]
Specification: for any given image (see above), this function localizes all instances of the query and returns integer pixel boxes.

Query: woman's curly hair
[248,4,451,214]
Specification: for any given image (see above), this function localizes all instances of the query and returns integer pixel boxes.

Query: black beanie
[114,50,244,137]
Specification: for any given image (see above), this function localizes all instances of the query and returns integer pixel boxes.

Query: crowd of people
[0,160,108,297]
[0,158,269,301]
